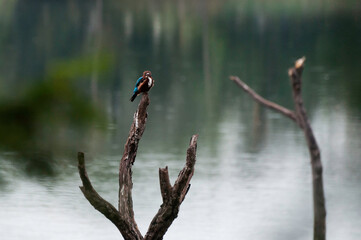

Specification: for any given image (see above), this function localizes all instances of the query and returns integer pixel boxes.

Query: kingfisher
[130,70,154,102]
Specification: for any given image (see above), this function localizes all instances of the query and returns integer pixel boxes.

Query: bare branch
[159,167,172,203]
[173,135,198,203]
[145,134,199,240]
[231,57,326,240]
[78,93,150,240]
[230,75,301,126]
[78,152,131,238]
[288,57,326,240]
[118,93,150,239]
[78,92,198,240]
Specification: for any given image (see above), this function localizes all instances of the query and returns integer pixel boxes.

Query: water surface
[0,1,361,239]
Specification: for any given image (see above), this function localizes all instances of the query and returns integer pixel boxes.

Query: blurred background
[0,0,360,239]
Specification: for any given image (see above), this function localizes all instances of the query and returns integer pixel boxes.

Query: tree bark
[230,57,326,240]
[78,93,199,240]
[78,152,127,233]
[145,135,198,240]
[117,93,150,240]
[288,57,326,240]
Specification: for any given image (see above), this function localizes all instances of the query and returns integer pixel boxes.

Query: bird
[130,70,154,102]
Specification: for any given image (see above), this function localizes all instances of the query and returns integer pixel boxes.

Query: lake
[0,0,361,239]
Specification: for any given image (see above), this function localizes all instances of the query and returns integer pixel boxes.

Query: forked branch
[145,135,198,240]
[288,58,326,240]
[78,93,198,240]
[230,57,326,240]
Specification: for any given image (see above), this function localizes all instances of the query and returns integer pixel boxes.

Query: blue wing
[135,77,143,87]
[133,77,143,93]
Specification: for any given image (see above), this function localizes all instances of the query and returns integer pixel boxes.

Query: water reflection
[0,0,361,239]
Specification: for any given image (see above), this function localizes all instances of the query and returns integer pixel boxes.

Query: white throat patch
[148,77,153,87]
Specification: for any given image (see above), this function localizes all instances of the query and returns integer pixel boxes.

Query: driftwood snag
[230,57,326,240]
[145,135,198,240]
[78,93,198,240]
[288,58,326,240]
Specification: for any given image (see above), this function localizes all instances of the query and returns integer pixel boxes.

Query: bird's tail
[130,93,137,102]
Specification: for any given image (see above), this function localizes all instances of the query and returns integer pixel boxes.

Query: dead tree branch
[78,93,198,240]
[230,57,326,240]
[230,76,299,125]
[145,135,198,240]
[78,152,128,235]
[117,93,150,240]
[288,57,326,240]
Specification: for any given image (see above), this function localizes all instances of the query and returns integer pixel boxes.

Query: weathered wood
[230,57,326,240]
[288,57,326,240]
[78,94,148,240]
[117,93,150,239]
[78,93,198,240]
[78,152,138,239]
[159,167,172,203]
[145,135,198,240]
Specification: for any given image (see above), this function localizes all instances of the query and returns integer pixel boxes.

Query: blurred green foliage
[0,55,112,175]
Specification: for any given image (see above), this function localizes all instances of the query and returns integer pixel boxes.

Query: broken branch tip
[190,134,199,145]
[295,56,306,69]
